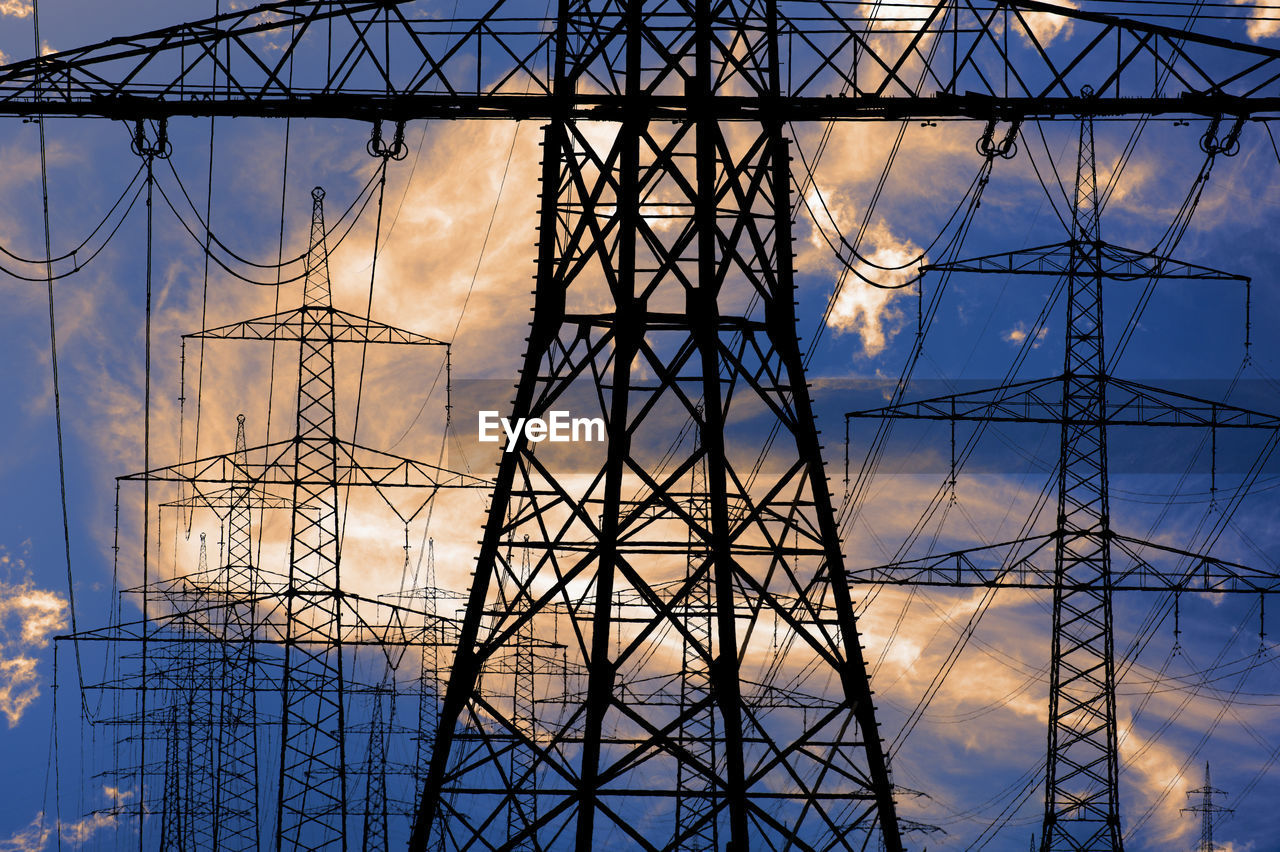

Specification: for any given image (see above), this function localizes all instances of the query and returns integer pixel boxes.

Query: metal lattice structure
[21,2,1280,850]
[1181,763,1233,852]
[845,117,1280,851]
[75,185,482,850]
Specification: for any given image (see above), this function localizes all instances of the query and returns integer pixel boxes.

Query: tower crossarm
[848,532,1280,593]
[159,484,290,512]
[118,437,491,490]
[5,1,1280,120]
[844,375,1280,430]
[186,306,449,346]
[63,589,461,648]
[921,241,1250,282]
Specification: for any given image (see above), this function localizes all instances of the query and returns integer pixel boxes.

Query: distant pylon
[844,114,1280,852]
[675,408,717,852]
[215,413,262,851]
[1181,763,1232,852]
[114,185,476,849]
[362,683,391,852]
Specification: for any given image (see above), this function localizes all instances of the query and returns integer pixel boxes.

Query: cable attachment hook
[1200,115,1245,157]
[368,118,408,160]
[976,117,1021,160]
[130,117,172,160]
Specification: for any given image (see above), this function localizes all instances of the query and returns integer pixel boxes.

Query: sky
[0,2,1279,851]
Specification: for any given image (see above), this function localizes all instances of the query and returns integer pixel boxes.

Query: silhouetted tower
[216,413,263,851]
[845,115,1280,852]
[508,534,537,851]
[184,187,455,849]
[1041,109,1123,852]
[1182,763,1232,852]
[159,703,186,851]
[113,189,468,849]
[413,8,901,850]
[362,683,391,852]
[414,538,440,789]
[675,411,717,852]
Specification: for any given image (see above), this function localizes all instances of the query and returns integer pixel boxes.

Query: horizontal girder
[848,532,1280,593]
[4,1,1280,121]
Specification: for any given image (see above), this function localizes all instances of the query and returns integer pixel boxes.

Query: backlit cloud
[0,1,29,20]
[820,218,924,357]
[1233,0,1280,42]
[1016,1,1079,48]
[0,788,133,851]
[0,545,69,728]
[1003,322,1049,347]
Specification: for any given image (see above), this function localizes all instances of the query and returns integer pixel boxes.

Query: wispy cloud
[0,788,133,851]
[0,1,29,20]
[0,544,69,728]
[1003,322,1049,348]
[1015,1,1079,48]
[1233,0,1280,42]
[816,216,924,357]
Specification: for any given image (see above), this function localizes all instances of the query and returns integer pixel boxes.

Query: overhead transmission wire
[259,28,296,570]
[1109,421,1279,804]
[30,3,84,847]
[0,171,146,284]
[0,159,144,266]
[398,0,547,594]
[134,118,158,852]
[752,0,992,714]
[156,158,383,287]
[190,12,220,502]
[834,29,1254,839]
[1124,617,1264,841]
[388,93,527,455]
[741,0,956,520]
[340,157,389,548]
[1103,132,1269,793]
[747,0,1016,727]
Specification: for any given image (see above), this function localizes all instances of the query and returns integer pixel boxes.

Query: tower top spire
[304,185,331,309]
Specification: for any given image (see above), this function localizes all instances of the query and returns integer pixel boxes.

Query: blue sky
[0,2,1279,850]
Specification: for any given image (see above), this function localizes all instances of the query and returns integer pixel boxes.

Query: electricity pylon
[845,115,1280,851]
[411,7,901,846]
[1182,762,1232,852]
[101,189,483,849]
[675,412,717,852]
[161,187,471,849]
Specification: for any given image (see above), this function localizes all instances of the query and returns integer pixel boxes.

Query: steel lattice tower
[845,116,1280,851]
[216,413,264,851]
[181,188,460,849]
[1043,112,1123,851]
[676,411,717,852]
[1181,763,1232,852]
[95,185,477,849]
[277,186,349,847]
[413,6,900,849]
[362,683,392,852]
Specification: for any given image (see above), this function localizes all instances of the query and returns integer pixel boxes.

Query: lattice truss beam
[3,1,1280,119]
